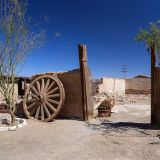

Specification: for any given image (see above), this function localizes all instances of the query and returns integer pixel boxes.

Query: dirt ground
[0,94,160,160]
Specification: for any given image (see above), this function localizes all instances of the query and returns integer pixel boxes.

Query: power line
[121,65,128,79]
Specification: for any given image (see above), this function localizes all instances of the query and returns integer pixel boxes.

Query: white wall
[98,78,125,96]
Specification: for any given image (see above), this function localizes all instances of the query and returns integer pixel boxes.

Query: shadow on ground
[86,120,160,137]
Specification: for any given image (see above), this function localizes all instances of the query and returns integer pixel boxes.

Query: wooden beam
[78,44,94,121]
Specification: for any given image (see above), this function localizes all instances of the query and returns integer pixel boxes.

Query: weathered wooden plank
[78,44,94,121]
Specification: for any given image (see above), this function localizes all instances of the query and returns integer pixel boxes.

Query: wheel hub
[37,94,45,103]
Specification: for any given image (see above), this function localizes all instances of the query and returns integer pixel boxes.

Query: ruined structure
[0,44,94,122]
[92,75,151,96]
[125,75,151,94]
[92,78,125,96]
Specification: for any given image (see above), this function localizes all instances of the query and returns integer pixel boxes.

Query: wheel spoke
[44,79,50,92]
[36,81,41,92]
[46,81,55,92]
[41,105,44,120]
[45,101,57,112]
[35,106,40,119]
[26,98,36,103]
[30,106,37,116]
[47,87,59,95]
[27,102,36,109]
[43,103,50,117]
[41,78,45,92]
[46,98,59,105]
[47,94,60,98]
[31,85,39,95]
[28,93,37,98]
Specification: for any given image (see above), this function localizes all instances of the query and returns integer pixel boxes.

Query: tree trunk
[10,109,16,126]
[151,47,156,124]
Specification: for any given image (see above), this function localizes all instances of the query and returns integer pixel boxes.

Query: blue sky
[19,0,160,78]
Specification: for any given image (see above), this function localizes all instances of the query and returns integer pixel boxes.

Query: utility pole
[121,65,128,79]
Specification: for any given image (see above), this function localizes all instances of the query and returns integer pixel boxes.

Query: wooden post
[151,47,156,124]
[78,44,94,121]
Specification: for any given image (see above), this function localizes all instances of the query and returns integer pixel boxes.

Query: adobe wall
[98,78,125,96]
[15,69,84,120]
[56,69,83,119]
[125,78,151,93]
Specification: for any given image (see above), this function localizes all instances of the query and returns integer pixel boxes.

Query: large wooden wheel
[23,74,65,122]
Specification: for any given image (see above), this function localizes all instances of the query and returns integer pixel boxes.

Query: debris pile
[92,92,150,106]
[92,93,151,117]
[93,93,115,117]
[92,92,125,106]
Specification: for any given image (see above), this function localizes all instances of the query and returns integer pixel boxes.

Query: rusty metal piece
[23,74,65,122]
[97,98,115,117]
[94,97,115,117]
[98,109,111,117]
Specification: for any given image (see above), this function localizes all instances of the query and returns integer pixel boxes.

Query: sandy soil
[0,94,160,160]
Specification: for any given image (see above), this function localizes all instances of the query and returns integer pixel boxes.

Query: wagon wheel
[23,75,65,122]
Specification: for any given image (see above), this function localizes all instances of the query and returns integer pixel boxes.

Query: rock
[8,126,17,131]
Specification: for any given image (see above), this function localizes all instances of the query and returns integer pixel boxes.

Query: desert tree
[0,0,45,125]
[135,21,160,124]
[135,21,160,62]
